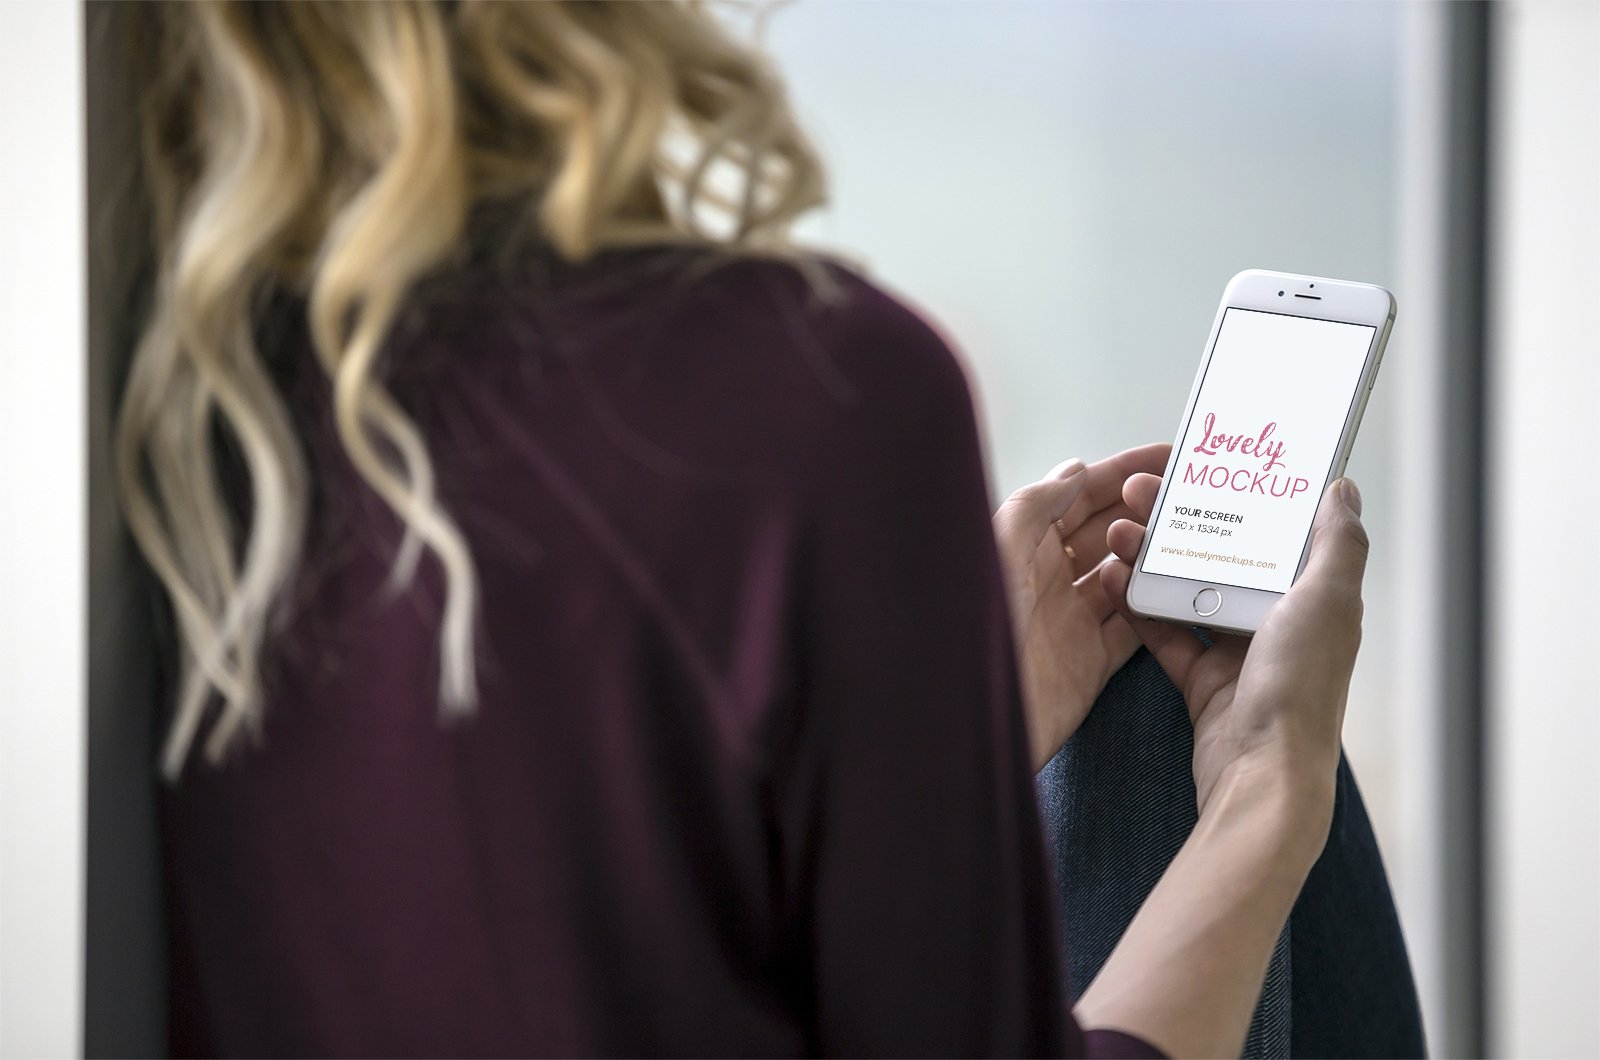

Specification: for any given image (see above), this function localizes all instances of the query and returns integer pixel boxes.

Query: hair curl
[119,0,825,778]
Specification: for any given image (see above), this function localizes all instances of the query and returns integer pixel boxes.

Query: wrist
[1198,749,1335,879]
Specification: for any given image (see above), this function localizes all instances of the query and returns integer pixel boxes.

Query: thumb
[1293,478,1369,607]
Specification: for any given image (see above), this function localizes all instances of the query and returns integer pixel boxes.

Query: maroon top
[162,247,1162,1059]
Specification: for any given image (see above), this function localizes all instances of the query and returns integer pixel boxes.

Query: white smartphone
[1125,269,1395,634]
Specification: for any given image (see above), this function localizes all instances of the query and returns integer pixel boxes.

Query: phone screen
[1139,307,1376,594]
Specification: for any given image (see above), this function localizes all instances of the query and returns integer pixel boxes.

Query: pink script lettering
[1191,412,1286,472]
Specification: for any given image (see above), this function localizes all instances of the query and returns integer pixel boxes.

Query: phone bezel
[1124,269,1396,635]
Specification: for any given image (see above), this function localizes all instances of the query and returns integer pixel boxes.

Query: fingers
[1008,445,1167,602]
[1067,562,1121,625]
[1106,517,1146,565]
[1031,519,1077,588]
[1101,442,1171,480]
[1062,502,1136,570]
[1053,445,1171,537]
[1088,560,1152,669]
[994,458,1087,568]
[1122,472,1162,524]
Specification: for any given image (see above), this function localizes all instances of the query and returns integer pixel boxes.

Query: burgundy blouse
[162,248,1162,1059]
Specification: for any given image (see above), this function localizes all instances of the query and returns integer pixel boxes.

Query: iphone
[1125,269,1395,634]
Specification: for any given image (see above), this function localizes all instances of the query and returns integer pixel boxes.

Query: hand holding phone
[1102,475,1368,818]
[1080,478,1371,1059]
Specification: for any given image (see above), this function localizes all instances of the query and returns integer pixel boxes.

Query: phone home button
[1193,588,1223,617]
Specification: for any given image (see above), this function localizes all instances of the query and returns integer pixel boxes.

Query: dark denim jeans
[1038,649,1426,1059]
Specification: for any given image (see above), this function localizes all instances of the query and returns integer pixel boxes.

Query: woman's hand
[1075,477,1370,1059]
[993,444,1170,771]
[1099,473,1368,827]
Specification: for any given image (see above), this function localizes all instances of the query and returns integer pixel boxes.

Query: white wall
[0,3,87,1058]
[1488,4,1600,1055]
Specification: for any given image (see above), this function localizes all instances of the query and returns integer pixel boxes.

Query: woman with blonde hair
[124,2,1374,1056]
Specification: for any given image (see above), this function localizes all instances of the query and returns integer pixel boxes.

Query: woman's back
[163,250,1066,1057]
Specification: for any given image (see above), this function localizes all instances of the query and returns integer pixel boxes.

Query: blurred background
[1,2,1595,1057]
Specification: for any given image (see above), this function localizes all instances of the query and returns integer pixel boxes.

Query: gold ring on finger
[1053,518,1076,560]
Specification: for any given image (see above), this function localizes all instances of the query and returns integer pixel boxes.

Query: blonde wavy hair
[119,0,825,779]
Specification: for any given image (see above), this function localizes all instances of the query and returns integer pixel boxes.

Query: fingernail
[1056,458,1086,479]
[1339,478,1362,515]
